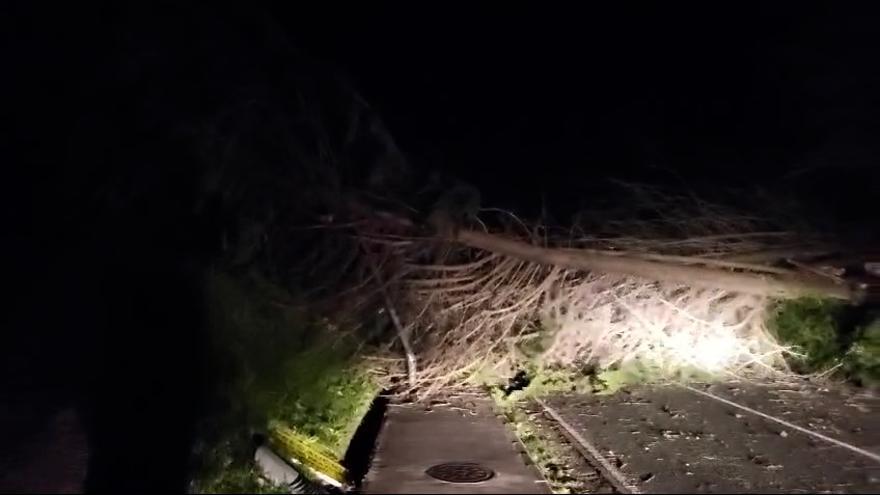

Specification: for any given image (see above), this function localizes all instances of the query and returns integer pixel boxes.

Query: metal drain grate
[426,462,495,483]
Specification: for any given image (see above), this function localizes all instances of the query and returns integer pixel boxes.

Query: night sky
[8,4,880,217]
[287,4,880,219]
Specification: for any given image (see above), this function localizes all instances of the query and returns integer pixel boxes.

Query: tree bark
[455,229,855,301]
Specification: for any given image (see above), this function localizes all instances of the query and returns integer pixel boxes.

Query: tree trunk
[455,229,855,301]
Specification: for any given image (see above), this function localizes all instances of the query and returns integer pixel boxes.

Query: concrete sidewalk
[364,393,549,494]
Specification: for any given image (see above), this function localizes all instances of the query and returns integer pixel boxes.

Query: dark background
[3,3,878,492]
[7,4,880,224]
[287,4,880,220]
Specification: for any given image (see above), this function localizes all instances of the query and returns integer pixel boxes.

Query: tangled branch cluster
[310,186,819,398]
[400,245,788,398]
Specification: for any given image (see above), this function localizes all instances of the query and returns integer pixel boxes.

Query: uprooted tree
[184,77,869,400]
[292,182,871,400]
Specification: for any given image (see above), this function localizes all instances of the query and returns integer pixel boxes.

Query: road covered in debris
[358,380,878,494]
[541,380,880,493]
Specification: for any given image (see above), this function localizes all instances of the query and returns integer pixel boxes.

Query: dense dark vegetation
[5,5,390,491]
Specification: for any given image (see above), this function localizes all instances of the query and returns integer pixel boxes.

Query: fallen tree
[294,185,872,399]
[454,229,855,301]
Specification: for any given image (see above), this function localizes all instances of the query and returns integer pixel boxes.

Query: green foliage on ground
[845,316,880,387]
[769,297,879,386]
[514,366,594,399]
[485,315,720,401]
[498,405,582,494]
[769,297,846,373]
[487,386,586,494]
[481,360,717,409]
[592,361,718,395]
[476,365,593,409]
[191,271,379,493]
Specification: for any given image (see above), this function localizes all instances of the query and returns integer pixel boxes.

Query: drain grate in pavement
[426,462,495,483]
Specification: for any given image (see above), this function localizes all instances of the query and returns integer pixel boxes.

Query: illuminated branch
[455,229,854,301]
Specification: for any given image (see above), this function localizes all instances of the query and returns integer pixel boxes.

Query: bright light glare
[667,329,740,371]
[543,281,781,375]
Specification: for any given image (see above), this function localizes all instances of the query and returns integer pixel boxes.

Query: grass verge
[190,271,379,493]
[496,403,586,494]
[488,386,597,494]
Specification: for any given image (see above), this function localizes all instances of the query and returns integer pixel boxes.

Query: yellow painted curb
[269,424,347,487]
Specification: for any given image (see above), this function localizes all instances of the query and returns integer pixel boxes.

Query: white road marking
[681,384,880,464]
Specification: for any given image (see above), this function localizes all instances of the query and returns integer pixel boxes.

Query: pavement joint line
[535,398,641,494]
[680,383,880,464]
